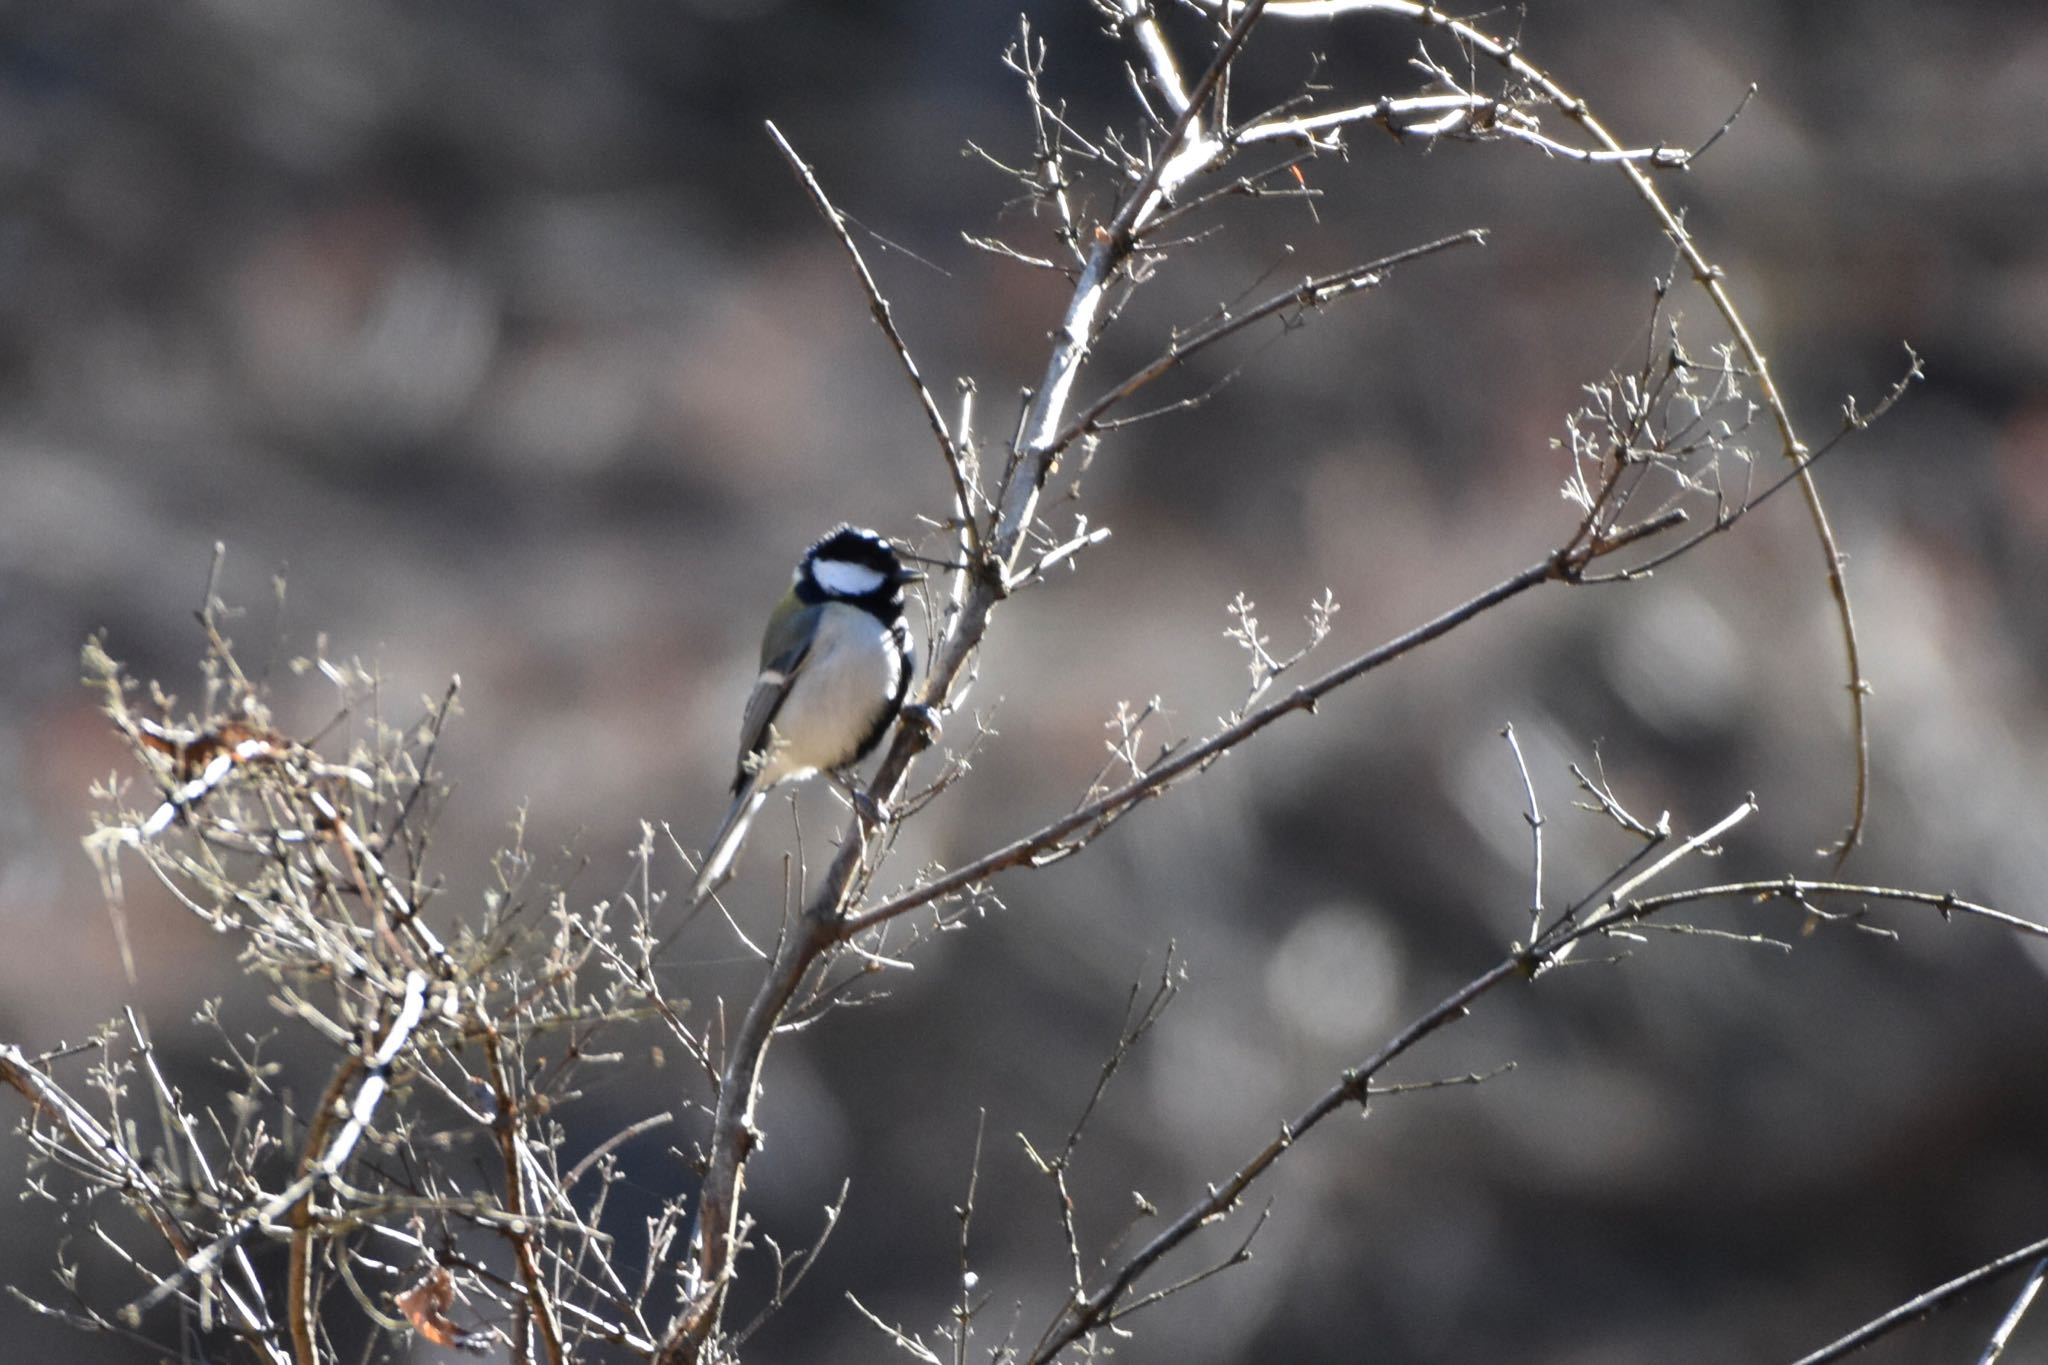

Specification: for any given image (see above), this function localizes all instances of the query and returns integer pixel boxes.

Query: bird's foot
[901,702,942,746]
[833,774,889,829]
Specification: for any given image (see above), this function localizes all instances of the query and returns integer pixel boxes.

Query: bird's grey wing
[733,603,823,786]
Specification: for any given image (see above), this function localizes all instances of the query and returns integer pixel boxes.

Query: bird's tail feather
[691,775,768,903]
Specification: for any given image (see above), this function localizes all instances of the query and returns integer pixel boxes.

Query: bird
[691,525,922,902]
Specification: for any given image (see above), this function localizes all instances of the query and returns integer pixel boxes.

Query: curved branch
[1187,0,1872,862]
[481,1022,567,1365]
[1626,878,2048,943]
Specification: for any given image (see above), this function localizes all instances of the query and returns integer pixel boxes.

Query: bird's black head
[795,525,919,614]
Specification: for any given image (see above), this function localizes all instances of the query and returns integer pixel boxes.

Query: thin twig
[764,120,974,557]
[481,1022,568,1365]
[951,1111,987,1365]
[125,971,430,1322]
[1626,879,2048,943]
[1978,1257,2048,1365]
[1187,0,1873,864]
[1025,956,1522,1364]
[1789,1235,2048,1365]
[1501,723,1545,942]
[1055,229,1488,447]
[843,512,1686,939]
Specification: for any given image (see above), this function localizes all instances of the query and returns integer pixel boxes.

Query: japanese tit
[691,525,921,902]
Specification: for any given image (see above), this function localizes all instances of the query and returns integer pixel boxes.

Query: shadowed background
[4,2,2048,1361]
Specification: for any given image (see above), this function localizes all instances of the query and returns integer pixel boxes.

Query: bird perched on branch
[691,525,922,902]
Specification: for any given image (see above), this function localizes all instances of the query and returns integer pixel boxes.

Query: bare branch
[1056,229,1488,446]
[1625,879,2048,944]
[665,12,1295,1353]
[764,121,975,558]
[1184,0,1872,864]
[1501,723,1545,943]
[844,510,1688,939]
[0,1045,291,1364]
[481,1020,568,1364]
[1025,952,1522,1364]
[1789,1236,2048,1365]
[1979,1257,2048,1365]
[126,970,430,1321]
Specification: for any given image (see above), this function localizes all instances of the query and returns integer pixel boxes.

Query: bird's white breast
[758,602,902,784]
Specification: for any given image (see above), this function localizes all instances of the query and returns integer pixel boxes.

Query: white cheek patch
[812,558,888,597]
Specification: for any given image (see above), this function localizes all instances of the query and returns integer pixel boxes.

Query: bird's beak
[898,566,928,584]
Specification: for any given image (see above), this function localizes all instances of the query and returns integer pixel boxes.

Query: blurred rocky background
[4,1,2048,1361]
